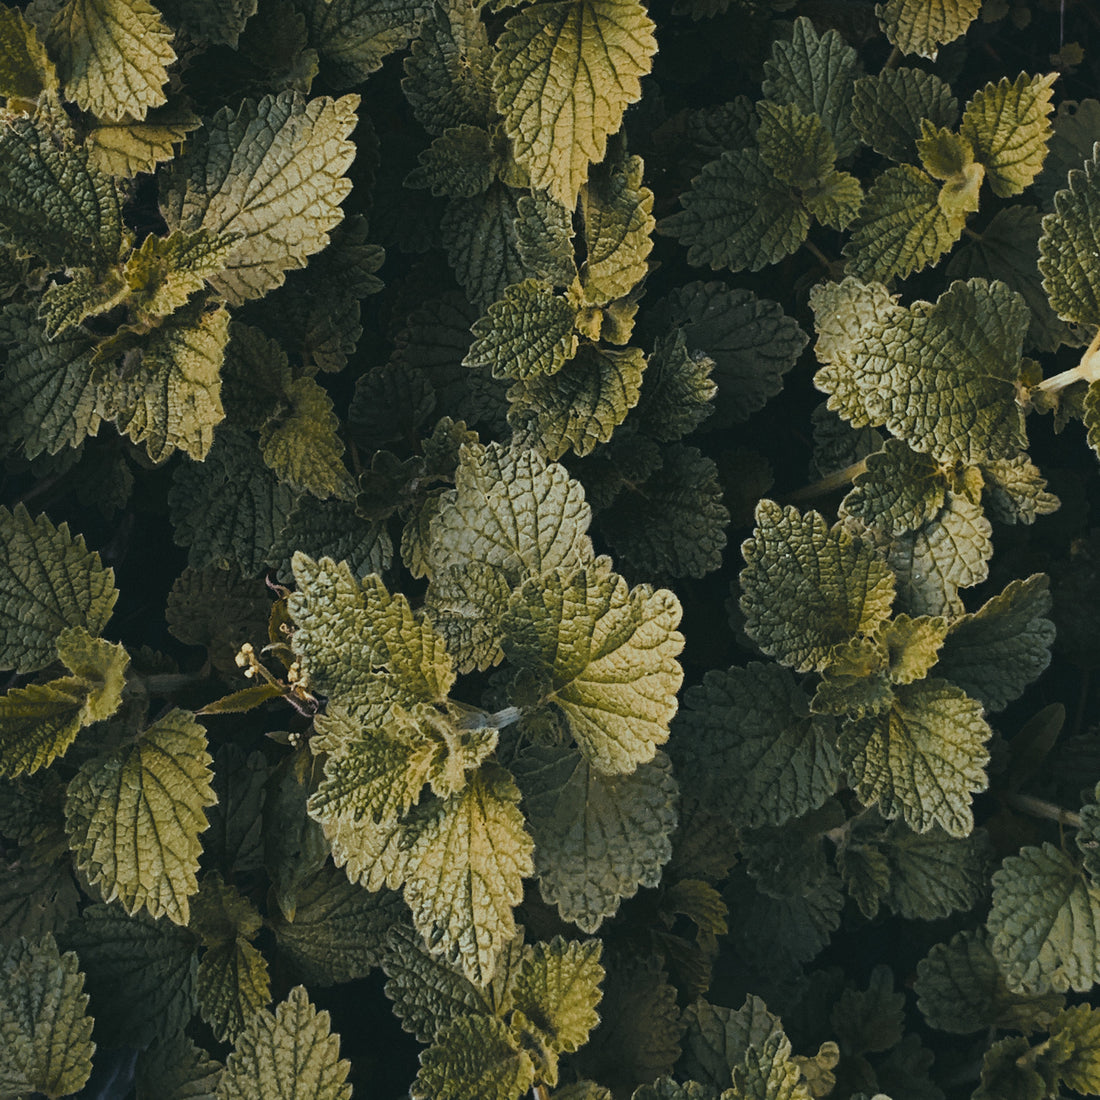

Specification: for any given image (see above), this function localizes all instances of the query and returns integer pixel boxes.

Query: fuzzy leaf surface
[512,746,678,931]
[501,567,684,775]
[877,0,981,58]
[217,985,351,1100]
[1039,145,1100,327]
[412,1013,532,1100]
[65,708,216,925]
[740,501,895,674]
[48,0,176,121]
[491,0,656,205]
[160,91,358,306]
[851,67,959,162]
[0,504,117,675]
[0,935,94,1100]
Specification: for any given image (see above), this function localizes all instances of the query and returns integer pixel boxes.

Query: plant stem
[1034,327,1100,396]
[532,1086,551,1100]
[1001,791,1083,830]
[803,238,832,270]
[785,458,869,503]
[883,45,902,70]
[130,671,208,697]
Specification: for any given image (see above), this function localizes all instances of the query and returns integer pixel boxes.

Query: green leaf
[205,745,266,876]
[0,856,79,946]
[988,842,1100,994]
[756,100,836,191]
[258,376,354,500]
[0,114,123,269]
[512,937,603,1054]
[1048,1004,1100,1093]
[1039,144,1100,328]
[936,574,1054,711]
[63,903,198,1047]
[916,122,984,217]
[843,164,963,283]
[840,440,947,538]
[512,746,677,932]
[973,1035,1047,1100]
[739,500,895,674]
[579,151,655,306]
[464,279,579,381]
[731,1031,813,1100]
[0,6,58,99]
[38,265,129,337]
[501,566,684,775]
[0,305,102,459]
[218,985,352,1100]
[135,1033,223,1100]
[508,342,646,460]
[440,182,526,311]
[1036,97,1100,209]
[674,662,840,829]
[0,935,94,1100]
[760,16,861,160]
[980,453,1059,524]
[916,929,1065,1034]
[679,995,782,1091]
[197,938,271,1043]
[402,0,493,134]
[633,330,715,442]
[840,679,991,836]
[877,0,981,59]
[160,91,358,306]
[401,766,534,986]
[598,443,728,580]
[1078,783,1100,880]
[267,497,391,583]
[101,301,230,463]
[123,228,238,325]
[960,73,1057,198]
[405,124,499,198]
[804,168,863,232]
[0,680,90,781]
[168,427,300,575]
[303,0,428,88]
[515,190,578,288]
[0,503,118,675]
[413,1013,534,1100]
[86,103,202,178]
[271,863,401,986]
[48,0,175,121]
[835,278,1029,465]
[65,708,217,925]
[659,148,809,273]
[660,282,807,428]
[851,68,959,163]
[289,557,454,723]
[491,0,656,205]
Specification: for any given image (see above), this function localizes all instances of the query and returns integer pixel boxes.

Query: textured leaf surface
[0,504,117,675]
[161,91,358,305]
[413,1013,532,1100]
[0,6,58,99]
[660,148,808,274]
[960,73,1057,198]
[135,1033,223,1100]
[502,567,684,775]
[508,342,646,460]
[440,183,525,311]
[1039,145,1100,328]
[580,152,654,305]
[289,557,454,723]
[491,0,656,204]
[0,935,94,1100]
[740,501,895,674]
[258,376,354,500]
[305,0,429,88]
[916,929,1064,1034]
[197,937,271,1043]
[405,124,499,197]
[840,278,1028,465]
[839,679,991,836]
[516,190,577,288]
[64,903,198,1047]
[102,301,230,462]
[218,985,351,1100]
[731,1031,812,1100]
[675,662,839,828]
[512,937,604,1053]
[989,842,1100,993]
[1049,1004,1100,1093]
[123,228,237,324]
[843,164,961,282]
[851,67,959,162]
[513,746,677,931]
[760,16,861,159]
[86,104,201,177]
[48,0,175,121]
[840,440,946,537]
[936,574,1054,711]
[465,279,578,381]
[65,708,216,925]
[0,115,123,269]
[877,0,981,58]
[402,766,534,985]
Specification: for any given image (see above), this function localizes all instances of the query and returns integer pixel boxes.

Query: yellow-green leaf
[491,0,657,205]
[86,104,201,177]
[65,708,217,925]
[877,0,981,59]
[0,5,58,100]
[48,0,176,121]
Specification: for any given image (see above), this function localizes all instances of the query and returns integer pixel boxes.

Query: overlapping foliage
[4,0,1100,1096]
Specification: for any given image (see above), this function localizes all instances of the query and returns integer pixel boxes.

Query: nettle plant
[7,0,1100,1097]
